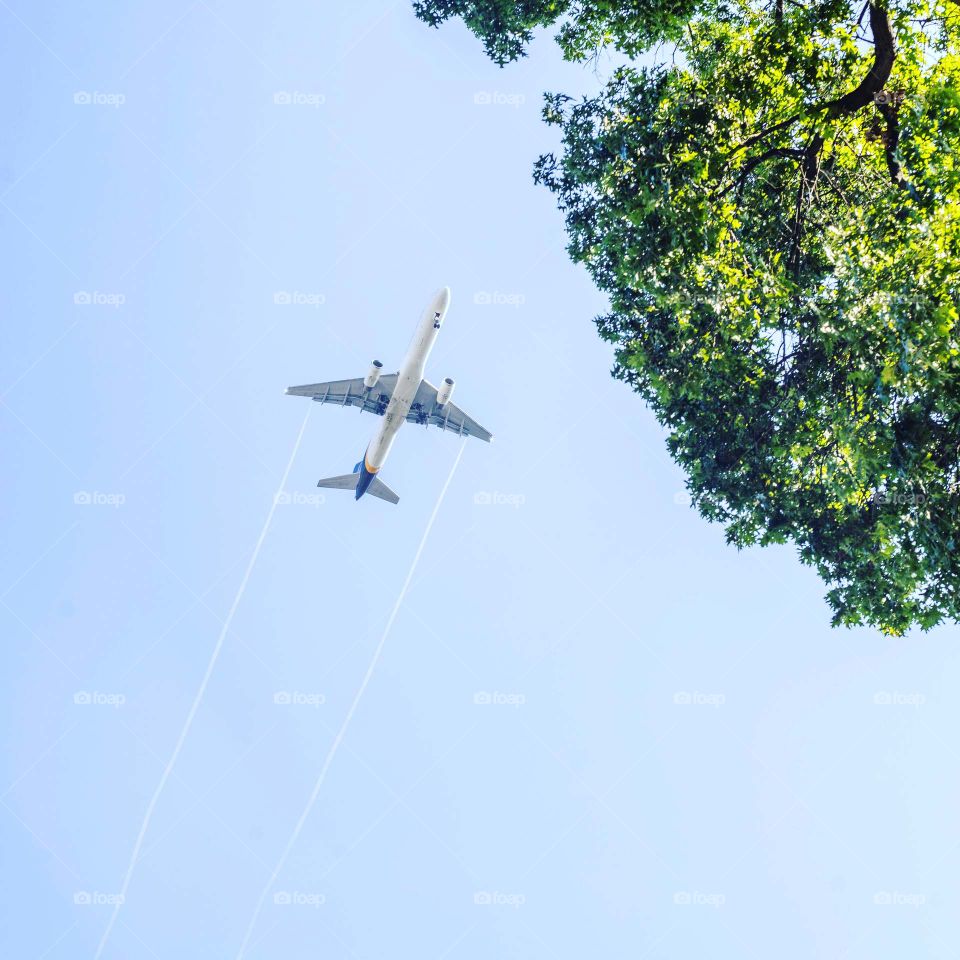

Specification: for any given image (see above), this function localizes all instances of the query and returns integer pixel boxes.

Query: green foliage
[413,0,709,64]
[413,1,568,65]
[417,0,960,634]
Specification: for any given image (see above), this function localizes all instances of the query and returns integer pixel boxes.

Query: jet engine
[364,360,383,389]
[437,377,455,406]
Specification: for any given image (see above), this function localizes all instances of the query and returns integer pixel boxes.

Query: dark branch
[729,113,803,158]
[788,134,825,277]
[875,99,913,191]
[715,147,804,198]
[824,4,896,118]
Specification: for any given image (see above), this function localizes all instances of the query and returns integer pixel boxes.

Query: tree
[416,0,960,635]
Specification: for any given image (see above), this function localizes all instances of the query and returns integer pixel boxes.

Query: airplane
[285,287,492,504]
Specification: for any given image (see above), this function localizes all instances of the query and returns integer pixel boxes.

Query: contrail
[95,410,311,959]
[234,440,467,960]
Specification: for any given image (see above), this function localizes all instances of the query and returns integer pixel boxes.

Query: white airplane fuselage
[355,287,450,497]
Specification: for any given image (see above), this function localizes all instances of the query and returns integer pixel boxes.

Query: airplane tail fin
[315,472,400,504]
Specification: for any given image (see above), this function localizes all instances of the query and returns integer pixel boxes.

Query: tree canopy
[415,0,960,634]
[413,0,707,63]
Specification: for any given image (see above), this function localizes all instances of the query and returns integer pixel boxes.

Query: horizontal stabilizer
[368,477,400,504]
[316,473,359,491]
[315,472,399,504]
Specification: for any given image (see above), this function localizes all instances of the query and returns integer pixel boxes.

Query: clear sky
[2,2,959,958]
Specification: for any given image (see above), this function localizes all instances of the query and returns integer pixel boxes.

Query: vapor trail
[234,440,466,960]
[95,410,311,959]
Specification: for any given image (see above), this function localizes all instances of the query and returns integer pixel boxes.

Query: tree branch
[715,147,804,199]
[824,4,896,118]
[788,134,825,276]
[727,3,897,158]
[875,96,913,192]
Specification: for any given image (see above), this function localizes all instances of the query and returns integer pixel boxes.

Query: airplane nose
[435,286,451,311]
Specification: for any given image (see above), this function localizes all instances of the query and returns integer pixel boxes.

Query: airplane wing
[285,374,398,416]
[406,379,493,442]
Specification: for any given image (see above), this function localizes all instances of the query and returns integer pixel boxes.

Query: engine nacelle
[364,360,383,389]
[437,377,455,406]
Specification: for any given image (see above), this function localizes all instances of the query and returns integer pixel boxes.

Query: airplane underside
[286,288,491,506]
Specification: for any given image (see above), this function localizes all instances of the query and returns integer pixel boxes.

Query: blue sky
[2,2,959,958]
